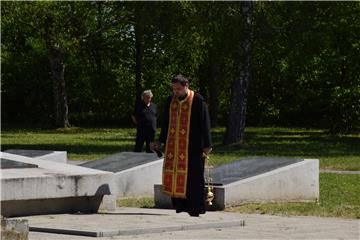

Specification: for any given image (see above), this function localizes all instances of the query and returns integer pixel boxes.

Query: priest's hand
[202,147,212,156]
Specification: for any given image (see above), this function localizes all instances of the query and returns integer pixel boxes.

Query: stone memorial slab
[210,157,302,185]
[155,157,319,210]
[1,158,38,169]
[81,152,163,197]
[81,152,160,172]
[0,152,115,217]
[4,149,67,163]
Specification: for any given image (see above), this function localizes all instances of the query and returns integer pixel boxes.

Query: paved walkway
[22,207,359,240]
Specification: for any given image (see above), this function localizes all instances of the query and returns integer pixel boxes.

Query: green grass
[227,173,360,219]
[211,127,360,171]
[1,127,136,160]
[117,197,155,208]
[2,126,359,218]
[1,127,359,170]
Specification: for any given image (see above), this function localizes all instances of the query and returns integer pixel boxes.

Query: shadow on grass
[2,127,359,163]
[211,128,360,158]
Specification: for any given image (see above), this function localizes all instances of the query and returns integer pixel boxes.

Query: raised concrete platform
[24,207,360,240]
[1,152,116,217]
[155,157,319,210]
[4,149,67,163]
[81,152,163,197]
[17,207,244,237]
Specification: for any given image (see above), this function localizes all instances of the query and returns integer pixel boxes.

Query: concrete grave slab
[155,157,319,210]
[4,149,67,163]
[1,158,38,169]
[0,152,116,217]
[81,152,163,197]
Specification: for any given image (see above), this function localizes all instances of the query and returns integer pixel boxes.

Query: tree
[1,2,72,127]
[247,1,360,133]
[1,2,80,127]
[224,1,256,144]
[2,1,358,132]
[44,11,70,128]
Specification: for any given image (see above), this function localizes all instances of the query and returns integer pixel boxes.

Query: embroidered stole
[162,90,194,198]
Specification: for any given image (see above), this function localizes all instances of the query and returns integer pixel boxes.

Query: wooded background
[2,1,359,143]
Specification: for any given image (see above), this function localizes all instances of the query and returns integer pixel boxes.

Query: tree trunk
[49,46,70,128]
[199,54,219,128]
[209,61,219,127]
[45,15,70,128]
[95,2,103,77]
[223,1,255,145]
[134,5,143,105]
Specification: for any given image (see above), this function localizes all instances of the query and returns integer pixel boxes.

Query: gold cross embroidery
[170,128,176,134]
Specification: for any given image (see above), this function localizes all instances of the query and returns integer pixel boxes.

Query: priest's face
[172,82,188,98]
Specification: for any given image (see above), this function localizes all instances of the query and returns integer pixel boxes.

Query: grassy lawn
[1,127,136,160]
[118,173,360,219]
[1,126,359,218]
[226,173,360,219]
[1,127,359,170]
[211,127,360,171]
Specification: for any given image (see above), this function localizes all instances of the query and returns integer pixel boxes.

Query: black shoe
[188,213,200,217]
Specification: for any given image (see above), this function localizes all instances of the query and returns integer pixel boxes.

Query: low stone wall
[1,152,116,217]
[81,152,163,198]
[154,158,319,210]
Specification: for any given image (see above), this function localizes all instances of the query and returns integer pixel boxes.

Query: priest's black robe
[159,92,212,216]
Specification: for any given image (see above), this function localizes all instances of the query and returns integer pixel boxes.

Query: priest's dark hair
[172,74,189,86]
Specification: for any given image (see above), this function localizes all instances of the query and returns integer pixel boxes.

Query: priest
[151,74,212,217]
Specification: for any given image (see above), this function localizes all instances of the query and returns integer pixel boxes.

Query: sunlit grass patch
[117,197,155,208]
[226,173,360,219]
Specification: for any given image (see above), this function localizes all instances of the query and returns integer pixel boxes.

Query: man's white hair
[143,90,153,97]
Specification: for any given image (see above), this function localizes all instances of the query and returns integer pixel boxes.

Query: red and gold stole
[162,90,194,198]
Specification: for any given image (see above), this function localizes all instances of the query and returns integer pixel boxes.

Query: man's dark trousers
[134,126,155,153]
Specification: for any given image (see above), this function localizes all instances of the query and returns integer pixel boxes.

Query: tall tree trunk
[45,16,70,128]
[134,4,144,105]
[95,2,103,78]
[199,55,219,128]
[93,2,103,118]
[223,1,255,145]
[198,64,207,100]
[209,61,219,127]
[49,46,70,128]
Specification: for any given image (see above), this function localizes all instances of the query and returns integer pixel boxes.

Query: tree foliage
[1,1,359,134]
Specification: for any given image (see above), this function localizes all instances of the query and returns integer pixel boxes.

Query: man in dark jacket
[132,90,157,153]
